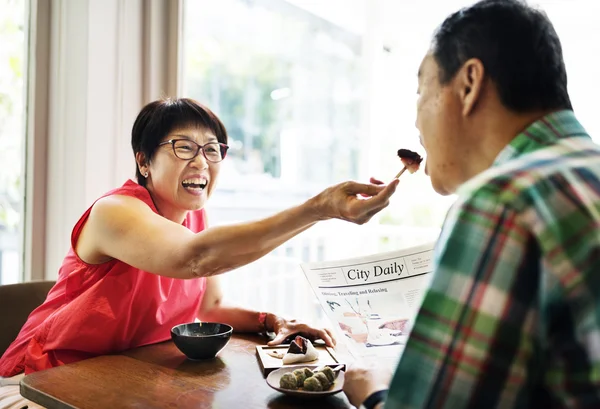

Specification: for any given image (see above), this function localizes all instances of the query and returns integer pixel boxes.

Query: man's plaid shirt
[386,110,600,408]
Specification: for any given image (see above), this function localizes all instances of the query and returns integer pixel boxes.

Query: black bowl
[171,322,233,360]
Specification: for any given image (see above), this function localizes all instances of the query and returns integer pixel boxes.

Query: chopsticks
[394,167,407,179]
[314,364,345,373]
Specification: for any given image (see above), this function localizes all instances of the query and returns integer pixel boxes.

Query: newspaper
[301,242,436,367]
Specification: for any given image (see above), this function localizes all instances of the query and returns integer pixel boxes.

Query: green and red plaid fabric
[385,110,600,408]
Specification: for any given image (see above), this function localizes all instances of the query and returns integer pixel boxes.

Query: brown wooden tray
[255,343,344,376]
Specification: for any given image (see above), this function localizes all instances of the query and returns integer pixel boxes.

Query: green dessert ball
[303,368,314,378]
[279,373,298,390]
[303,376,323,391]
[319,366,335,383]
[313,372,332,389]
[292,369,306,386]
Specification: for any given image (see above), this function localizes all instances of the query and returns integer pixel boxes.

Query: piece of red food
[397,149,423,174]
[288,335,308,354]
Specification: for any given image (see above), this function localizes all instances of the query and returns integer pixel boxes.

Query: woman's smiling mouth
[182,177,208,194]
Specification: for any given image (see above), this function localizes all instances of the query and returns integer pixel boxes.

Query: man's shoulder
[460,136,600,211]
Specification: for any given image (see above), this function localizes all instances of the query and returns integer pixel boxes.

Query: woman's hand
[309,178,399,225]
[265,314,337,348]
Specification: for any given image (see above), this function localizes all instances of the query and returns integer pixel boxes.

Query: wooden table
[20,333,353,409]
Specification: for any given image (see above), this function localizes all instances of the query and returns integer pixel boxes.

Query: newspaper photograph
[301,243,435,366]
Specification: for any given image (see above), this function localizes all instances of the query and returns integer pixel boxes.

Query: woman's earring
[144,172,149,178]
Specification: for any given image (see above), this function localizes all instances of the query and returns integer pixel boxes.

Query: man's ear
[135,152,148,174]
[455,58,485,116]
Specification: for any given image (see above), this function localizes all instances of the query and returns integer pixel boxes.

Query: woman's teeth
[182,179,207,190]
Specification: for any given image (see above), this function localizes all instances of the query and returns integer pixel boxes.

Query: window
[0,0,27,284]
[182,0,374,322]
[183,0,365,188]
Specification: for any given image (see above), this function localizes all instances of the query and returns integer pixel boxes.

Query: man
[343,0,600,408]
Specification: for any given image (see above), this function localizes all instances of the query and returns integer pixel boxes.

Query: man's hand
[309,178,399,225]
[343,362,393,408]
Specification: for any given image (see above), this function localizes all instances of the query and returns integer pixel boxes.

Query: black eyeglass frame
[158,139,229,163]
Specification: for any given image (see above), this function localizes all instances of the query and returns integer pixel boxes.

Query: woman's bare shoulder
[90,194,156,226]
[76,195,156,264]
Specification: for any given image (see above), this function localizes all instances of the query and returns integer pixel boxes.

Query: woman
[0,98,398,407]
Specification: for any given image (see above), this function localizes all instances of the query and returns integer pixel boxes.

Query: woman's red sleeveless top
[0,180,207,376]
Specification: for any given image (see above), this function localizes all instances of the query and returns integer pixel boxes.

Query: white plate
[266,364,345,399]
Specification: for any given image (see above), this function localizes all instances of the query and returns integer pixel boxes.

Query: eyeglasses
[159,139,229,163]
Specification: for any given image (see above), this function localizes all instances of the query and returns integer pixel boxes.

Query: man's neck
[462,109,557,182]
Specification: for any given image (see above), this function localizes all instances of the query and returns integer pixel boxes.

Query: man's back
[386,110,600,408]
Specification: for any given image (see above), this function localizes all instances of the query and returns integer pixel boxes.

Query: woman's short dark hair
[432,0,572,113]
[131,97,228,186]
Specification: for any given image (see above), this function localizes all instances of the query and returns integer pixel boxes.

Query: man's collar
[492,110,589,167]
